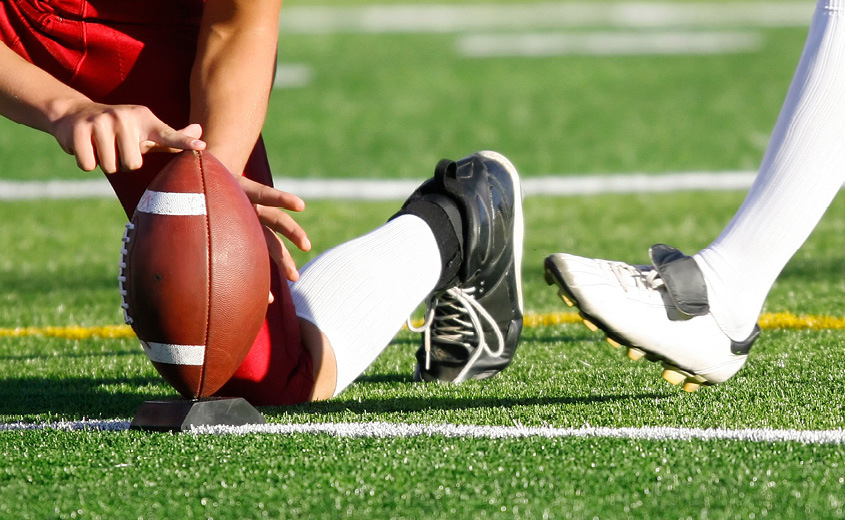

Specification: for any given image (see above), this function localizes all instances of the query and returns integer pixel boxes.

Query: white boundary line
[3,419,845,445]
[0,420,131,432]
[0,179,115,200]
[279,2,814,34]
[458,30,763,57]
[0,171,760,201]
[273,63,312,89]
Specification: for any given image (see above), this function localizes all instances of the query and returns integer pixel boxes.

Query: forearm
[190,0,282,175]
[0,42,90,136]
[0,41,205,173]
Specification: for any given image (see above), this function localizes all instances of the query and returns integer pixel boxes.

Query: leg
[298,319,337,400]
[219,151,523,403]
[290,151,525,397]
[694,0,845,339]
[290,214,442,396]
[545,0,845,390]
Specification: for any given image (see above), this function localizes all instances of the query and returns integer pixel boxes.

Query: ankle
[391,197,463,291]
[693,254,762,341]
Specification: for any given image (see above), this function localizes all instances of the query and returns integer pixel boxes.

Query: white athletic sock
[289,214,441,396]
[694,0,845,339]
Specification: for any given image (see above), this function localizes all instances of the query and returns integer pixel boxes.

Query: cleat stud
[581,318,599,332]
[606,337,622,349]
[559,292,575,307]
[682,381,701,393]
[662,369,686,386]
[627,348,646,361]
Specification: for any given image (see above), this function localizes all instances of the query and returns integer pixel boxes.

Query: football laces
[117,222,135,325]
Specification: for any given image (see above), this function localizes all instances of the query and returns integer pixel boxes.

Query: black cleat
[396,151,524,383]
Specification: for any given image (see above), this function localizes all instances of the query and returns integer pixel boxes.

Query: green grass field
[3,1,845,518]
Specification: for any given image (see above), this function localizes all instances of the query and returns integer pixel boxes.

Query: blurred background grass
[0,1,809,180]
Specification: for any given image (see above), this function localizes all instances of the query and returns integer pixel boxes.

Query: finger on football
[115,124,143,171]
[237,176,306,212]
[263,226,285,262]
[263,227,301,282]
[92,122,119,174]
[143,123,206,154]
[257,205,311,252]
[178,123,204,141]
[278,247,301,282]
[71,129,97,171]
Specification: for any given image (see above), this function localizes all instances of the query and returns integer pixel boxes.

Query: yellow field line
[2,311,845,340]
[523,311,845,329]
[757,312,845,330]
[0,325,135,340]
[526,311,845,329]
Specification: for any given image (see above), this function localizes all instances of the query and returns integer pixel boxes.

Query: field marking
[279,2,814,34]
[2,311,845,340]
[0,325,135,339]
[273,63,312,89]
[195,423,845,445]
[2,419,845,445]
[458,30,762,57]
[0,171,760,201]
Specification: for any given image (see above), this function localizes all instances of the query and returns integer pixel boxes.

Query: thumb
[142,123,206,154]
[177,123,204,141]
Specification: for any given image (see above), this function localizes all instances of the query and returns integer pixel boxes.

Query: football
[118,151,270,399]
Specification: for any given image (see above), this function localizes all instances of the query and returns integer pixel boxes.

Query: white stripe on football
[136,191,207,216]
[141,341,206,366]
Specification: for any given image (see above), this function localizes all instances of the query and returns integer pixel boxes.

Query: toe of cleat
[544,268,576,307]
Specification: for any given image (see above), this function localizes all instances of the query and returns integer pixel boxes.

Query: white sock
[289,215,441,396]
[694,0,845,339]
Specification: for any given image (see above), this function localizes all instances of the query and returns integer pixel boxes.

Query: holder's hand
[50,102,206,173]
[236,175,311,282]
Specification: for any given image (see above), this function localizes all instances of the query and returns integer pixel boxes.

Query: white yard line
[273,63,312,89]
[279,2,814,34]
[0,419,131,432]
[458,30,763,57]
[0,179,115,200]
[0,171,759,201]
[198,423,845,445]
[2,419,844,445]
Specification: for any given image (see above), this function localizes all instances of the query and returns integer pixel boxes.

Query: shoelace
[407,286,505,383]
[608,262,665,292]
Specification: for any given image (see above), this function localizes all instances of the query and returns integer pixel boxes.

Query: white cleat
[543,245,760,390]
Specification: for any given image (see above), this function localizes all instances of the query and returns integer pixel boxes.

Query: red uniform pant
[0,0,313,405]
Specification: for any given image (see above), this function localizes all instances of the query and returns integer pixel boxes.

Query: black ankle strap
[649,244,709,316]
[391,193,464,291]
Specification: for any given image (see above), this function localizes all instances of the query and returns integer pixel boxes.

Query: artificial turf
[2,0,844,517]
